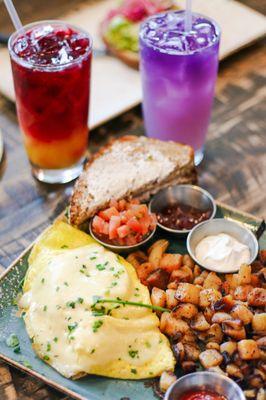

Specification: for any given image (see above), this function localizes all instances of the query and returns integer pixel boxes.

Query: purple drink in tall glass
[139,11,220,165]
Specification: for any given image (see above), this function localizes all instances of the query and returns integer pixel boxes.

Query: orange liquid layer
[24,128,88,169]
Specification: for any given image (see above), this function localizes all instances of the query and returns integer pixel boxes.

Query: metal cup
[164,372,246,400]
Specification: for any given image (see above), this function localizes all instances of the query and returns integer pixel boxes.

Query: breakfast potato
[206,342,220,351]
[225,274,239,291]
[247,288,266,307]
[135,262,154,285]
[238,340,261,360]
[127,251,147,269]
[183,343,200,361]
[199,349,223,368]
[222,320,246,340]
[203,307,215,324]
[160,253,183,273]
[212,312,232,324]
[183,255,195,269]
[172,342,185,363]
[199,289,222,308]
[226,363,244,379]
[161,315,190,337]
[182,330,197,344]
[165,289,178,309]
[170,266,193,284]
[230,304,254,325]
[148,240,169,268]
[159,371,177,393]
[193,264,202,278]
[190,312,210,331]
[213,294,235,312]
[146,269,170,290]
[205,324,223,344]
[220,341,237,356]
[175,283,200,305]
[171,303,198,319]
[203,272,222,290]
[237,264,252,285]
[151,287,166,309]
[234,285,253,301]
[252,313,266,333]
[194,270,208,286]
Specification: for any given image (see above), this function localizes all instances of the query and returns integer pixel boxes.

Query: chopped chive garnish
[96,264,105,271]
[128,350,138,358]
[66,301,76,309]
[92,320,103,333]
[43,355,50,361]
[43,305,47,311]
[68,322,78,333]
[131,368,137,374]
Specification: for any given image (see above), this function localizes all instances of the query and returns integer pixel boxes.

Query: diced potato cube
[151,287,166,309]
[220,341,237,356]
[199,349,223,368]
[146,269,170,290]
[247,288,266,307]
[252,313,266,333]
[203,272,222,290]
[165,289,178,309]
[171,303,198,319]
[237,264,252,285]
[160,253,183,273]
[234,285,253,301]
[226,363,244,379]
[238,339,260,360]
[175,283,200,305]
[190,312,210,331]
[183,255,195,269]
[148,240,169,268]
[199,289,222,308]
[230,304,253,325]
[159,371,177,393]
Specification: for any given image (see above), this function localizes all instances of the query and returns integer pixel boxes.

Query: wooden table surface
[0,0,265,398]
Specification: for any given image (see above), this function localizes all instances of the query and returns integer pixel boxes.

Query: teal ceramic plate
[0,202,265,400]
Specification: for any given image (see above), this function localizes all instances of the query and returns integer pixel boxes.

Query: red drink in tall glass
[9,21,92,183]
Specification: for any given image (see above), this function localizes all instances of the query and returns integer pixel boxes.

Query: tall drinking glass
[139,11,220,165]
[8,20,92,183]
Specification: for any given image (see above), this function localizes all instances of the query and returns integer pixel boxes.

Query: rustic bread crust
[70,136,196,226]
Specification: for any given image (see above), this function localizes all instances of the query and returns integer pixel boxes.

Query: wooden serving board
[0,0,265,129]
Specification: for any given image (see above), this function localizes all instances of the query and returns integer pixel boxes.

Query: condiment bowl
[89,220,156,254]
[187,218,259,273]
[164,372,246,400]
[149,185,216,236]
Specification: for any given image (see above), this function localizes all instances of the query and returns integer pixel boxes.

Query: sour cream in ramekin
[195,233,250,272]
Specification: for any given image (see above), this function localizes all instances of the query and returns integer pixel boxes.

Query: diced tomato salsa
[92,199,156,246]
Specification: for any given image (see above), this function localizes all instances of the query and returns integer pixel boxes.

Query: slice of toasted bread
[70,136,197,226]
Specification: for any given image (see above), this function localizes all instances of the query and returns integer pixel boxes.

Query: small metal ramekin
[149,185,216,236]
[187,218,259,273]
[89,220,156,253]
[164,372,246,400]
